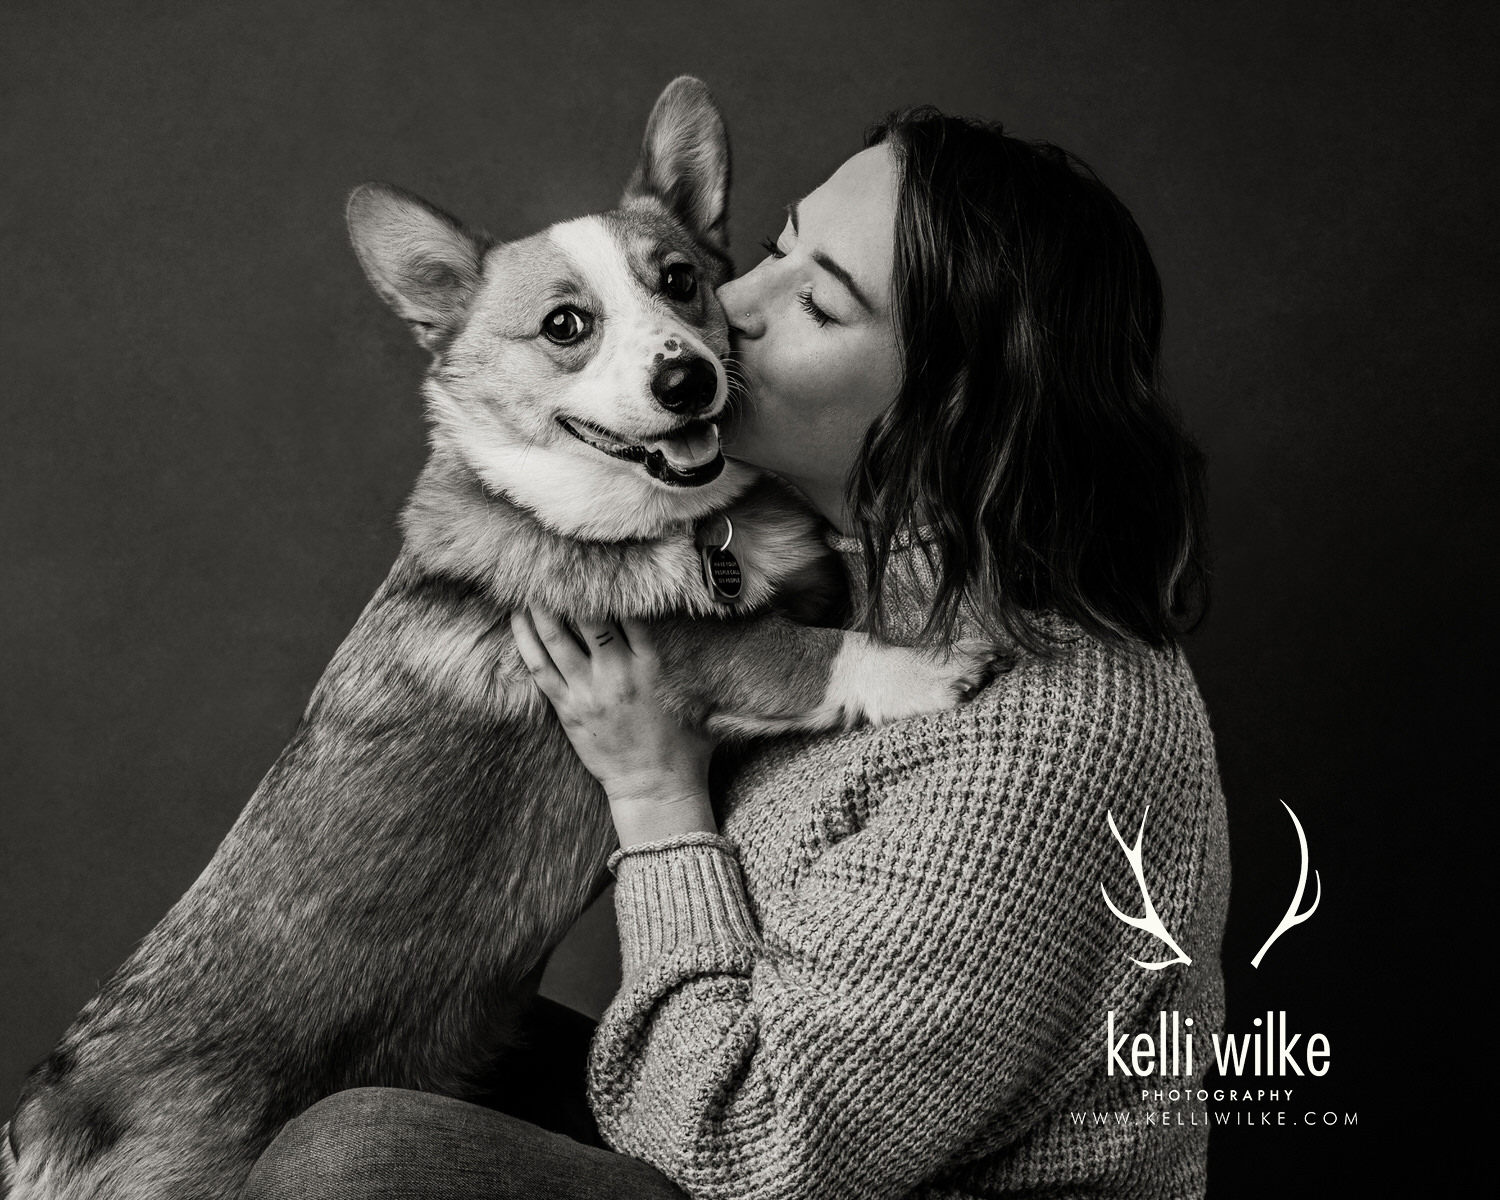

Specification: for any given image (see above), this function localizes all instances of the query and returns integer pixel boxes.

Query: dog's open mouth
[558,416,725,487]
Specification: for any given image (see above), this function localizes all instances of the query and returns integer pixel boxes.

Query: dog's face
[347,77,754,541]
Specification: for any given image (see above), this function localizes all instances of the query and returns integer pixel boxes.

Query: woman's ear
[621,75,731,259]
[346,183,486,353]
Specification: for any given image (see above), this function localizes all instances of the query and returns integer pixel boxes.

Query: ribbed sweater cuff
[609,834,761,975]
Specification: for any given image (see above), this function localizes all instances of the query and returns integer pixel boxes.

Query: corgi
[2,77,996,1200]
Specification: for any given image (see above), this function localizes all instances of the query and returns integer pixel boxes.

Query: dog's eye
[541,307,591,344]
[662,263,697,302]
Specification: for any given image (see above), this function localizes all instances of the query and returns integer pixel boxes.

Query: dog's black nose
[650,355,719,413]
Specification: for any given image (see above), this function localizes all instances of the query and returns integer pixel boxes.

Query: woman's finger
[618,617,657,662]
[575,616,627,659]
[527,607,592,680]
[509,610,568,699]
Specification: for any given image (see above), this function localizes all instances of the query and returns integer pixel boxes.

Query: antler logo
[1101,807,1192,970]
[1251,800,1321,968]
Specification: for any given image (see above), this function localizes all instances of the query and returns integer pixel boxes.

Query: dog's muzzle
[559,416,726,487]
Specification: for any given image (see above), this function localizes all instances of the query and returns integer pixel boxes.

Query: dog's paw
[946,639,1009,703]
[828,636,1006,728]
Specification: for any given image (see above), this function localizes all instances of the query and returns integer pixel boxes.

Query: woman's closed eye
[797,291,833,327]
[758,237,836,327]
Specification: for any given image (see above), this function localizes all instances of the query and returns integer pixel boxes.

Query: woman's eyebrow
[787,200,876,314]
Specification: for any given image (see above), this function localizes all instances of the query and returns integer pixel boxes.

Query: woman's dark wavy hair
[851,108,1209,652]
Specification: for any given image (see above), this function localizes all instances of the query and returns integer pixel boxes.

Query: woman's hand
[510,608,718,849]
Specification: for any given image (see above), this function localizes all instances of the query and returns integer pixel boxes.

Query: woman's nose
[716,275,765,338]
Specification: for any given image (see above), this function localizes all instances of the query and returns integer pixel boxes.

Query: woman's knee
[241,1087,422,1199]
[240,1085,686,1200]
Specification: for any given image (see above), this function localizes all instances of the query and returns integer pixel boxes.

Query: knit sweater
[586,535,1231,1200]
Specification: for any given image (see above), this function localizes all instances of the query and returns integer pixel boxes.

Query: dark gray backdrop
[4,2,1493,1195]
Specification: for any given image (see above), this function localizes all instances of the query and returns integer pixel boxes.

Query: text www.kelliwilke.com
[1071,1095,1358,1129]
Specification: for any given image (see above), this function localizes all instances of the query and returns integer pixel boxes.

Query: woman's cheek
[747,339,800,416]
[769,334,827,406]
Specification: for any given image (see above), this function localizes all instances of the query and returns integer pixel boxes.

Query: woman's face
[716,144,903,527]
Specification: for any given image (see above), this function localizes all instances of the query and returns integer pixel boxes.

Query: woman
[244,109,1229,1199]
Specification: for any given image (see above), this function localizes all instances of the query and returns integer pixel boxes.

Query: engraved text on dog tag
[705,546,741,598]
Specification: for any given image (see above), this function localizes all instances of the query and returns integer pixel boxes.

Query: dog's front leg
[650,615,1000,739]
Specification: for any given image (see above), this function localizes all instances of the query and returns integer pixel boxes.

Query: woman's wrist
[508,608,719,848]
[608,787,717,848]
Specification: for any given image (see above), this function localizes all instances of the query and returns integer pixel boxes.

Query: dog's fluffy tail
[1,1119,55,1200]
[1,1122,15,1198]
[0,1123,80,1200]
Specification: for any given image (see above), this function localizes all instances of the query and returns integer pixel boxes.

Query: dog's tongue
[644,421,719,471]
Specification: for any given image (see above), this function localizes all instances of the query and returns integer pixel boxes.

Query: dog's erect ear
[621,76,730,259]
[346,183,486,353]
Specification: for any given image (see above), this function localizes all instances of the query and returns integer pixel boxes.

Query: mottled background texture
[3,2,1494,1195]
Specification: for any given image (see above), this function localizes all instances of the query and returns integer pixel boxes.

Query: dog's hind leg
[650,615,1001,738]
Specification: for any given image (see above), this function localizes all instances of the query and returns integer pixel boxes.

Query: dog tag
[696,515,742,603]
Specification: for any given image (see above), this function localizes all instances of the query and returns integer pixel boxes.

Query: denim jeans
[241,999,687,1199]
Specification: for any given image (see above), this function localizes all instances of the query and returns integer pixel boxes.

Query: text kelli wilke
[1105,1011,1331,1077]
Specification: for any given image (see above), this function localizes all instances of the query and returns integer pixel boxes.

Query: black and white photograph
[3,2,1492,1196]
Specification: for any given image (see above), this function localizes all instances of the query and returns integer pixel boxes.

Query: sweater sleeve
[586,643,1213,1200]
